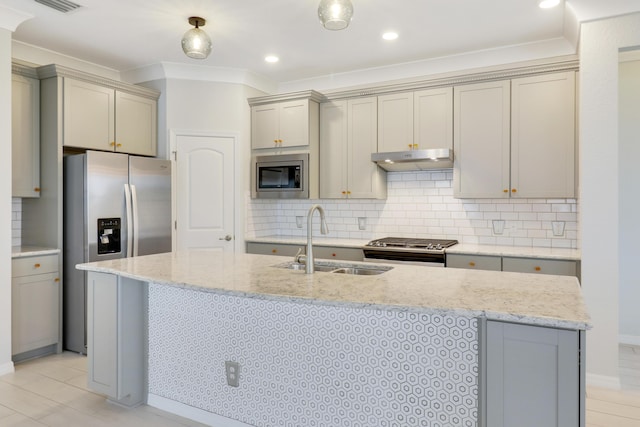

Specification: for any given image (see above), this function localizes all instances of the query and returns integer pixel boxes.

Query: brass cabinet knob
[271,249,277,253]
[34,263,41,268]
[116,143,122,148]
[534,266,541,272]
[503,189,508,193]
[54,278,60,283]
[512,188,517,193]
[347,190,351,195]
[341,191,346,195]
[408,144,413,149]
[34,187,41,192]
[413,144,418,149]
[469,262,476,267]
[109,142,116,147]
[332,253,337,257]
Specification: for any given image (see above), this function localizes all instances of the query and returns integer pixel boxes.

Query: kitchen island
[77,250,590,427]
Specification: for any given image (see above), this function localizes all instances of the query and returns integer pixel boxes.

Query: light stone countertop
[246,235,581,260]
[12,246,60,258]
[77,250,591,330]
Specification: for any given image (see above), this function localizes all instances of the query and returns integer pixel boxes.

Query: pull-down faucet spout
[305,204,329,274]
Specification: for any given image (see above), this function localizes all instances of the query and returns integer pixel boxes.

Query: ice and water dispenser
[97,218,121,254]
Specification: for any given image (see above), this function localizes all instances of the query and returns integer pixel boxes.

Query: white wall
[0,27,14,376]
[618,58,640,344]
[580,12,640,388]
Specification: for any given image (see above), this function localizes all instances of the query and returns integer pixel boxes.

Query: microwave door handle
[124,184,133,257]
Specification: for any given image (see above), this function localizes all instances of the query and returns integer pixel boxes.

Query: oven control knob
[435,244,443,250]
[427,243,434,249]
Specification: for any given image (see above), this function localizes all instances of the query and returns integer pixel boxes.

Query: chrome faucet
[305,204,329,274]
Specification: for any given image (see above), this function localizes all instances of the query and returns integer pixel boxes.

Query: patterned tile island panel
[148,283,479,427]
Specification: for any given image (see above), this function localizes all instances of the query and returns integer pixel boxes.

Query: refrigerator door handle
[124,183,133,257]
[131,184,140,257]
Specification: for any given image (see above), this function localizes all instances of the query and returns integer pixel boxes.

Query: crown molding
[247,90,325,106]
[37,64,160,99]
[11,61,38,79]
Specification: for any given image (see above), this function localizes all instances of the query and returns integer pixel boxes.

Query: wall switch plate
[225,361,240,387]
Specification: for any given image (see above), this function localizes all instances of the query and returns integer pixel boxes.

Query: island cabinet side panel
[147,283,481,427]
[485,321,580,427]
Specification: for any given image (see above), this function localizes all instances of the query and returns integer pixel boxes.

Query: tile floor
[0,346,639,426]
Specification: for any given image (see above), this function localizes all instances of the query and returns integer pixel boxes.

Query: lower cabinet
[246,242,364,262]
[484,321,584,427]
[447,253,579,278]
[11,254,60,359]
[87,272,146,407]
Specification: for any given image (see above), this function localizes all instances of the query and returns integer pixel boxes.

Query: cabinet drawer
[246,242,300,257]
[12,254,59,277]
[314,246,364,262]
[502,257,577,277]
[446,254,502,271]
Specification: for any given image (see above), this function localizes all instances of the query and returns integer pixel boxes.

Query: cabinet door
[486,321,579,427]
[251,104,280,149]
[63,78,115,151]
[12,272,59,355]
[348,97,385,199]
[115,91,157,156]
[377,92,414,152]
[279,100,310,148]
[453,81,510,198]
[320,101,349,198]
[314,246,364,262]
[446,253,501,271]
[12,74,40,198]
[246,242,301,256]
[511,72,576,198]
[414,87,453,150]
[502,257,578,277]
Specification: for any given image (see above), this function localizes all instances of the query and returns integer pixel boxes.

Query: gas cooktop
[365,237,459,252]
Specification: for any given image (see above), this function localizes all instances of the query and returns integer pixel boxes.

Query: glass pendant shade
[318,0,354,31]
[181,17,212,59]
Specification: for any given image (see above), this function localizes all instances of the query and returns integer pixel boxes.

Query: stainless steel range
[363,237,458,266]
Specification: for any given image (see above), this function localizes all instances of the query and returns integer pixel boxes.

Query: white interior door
[173,133,235,251]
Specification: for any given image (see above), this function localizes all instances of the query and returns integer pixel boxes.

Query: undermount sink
[275,261,392,275]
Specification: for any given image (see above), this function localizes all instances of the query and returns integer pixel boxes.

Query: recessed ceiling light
[538,0,560,9]
[265,55,279,63]
[382,32,398,41]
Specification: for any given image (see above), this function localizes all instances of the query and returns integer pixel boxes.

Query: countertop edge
[12,247,61,258]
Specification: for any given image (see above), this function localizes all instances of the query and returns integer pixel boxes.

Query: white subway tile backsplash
[245,172,579,248]
[12,198,22,247]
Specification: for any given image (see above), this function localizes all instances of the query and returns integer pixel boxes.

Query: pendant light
[181,17,212,59]
[318,0,354,31]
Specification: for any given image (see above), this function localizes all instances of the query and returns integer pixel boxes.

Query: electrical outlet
[225,361,240,387]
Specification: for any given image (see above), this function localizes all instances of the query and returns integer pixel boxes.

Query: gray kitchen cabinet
[87,272,146,407]
[246,242,364,262]
[454,72,576,199]
[502,256,578,277]
[320,97,386,199]
[485,321,583,427]
[453,80,511,198]
[11,254,60,359]
[63,77,157,156]
[511,72,576,198]
[251,98,319,150]
[377,88,453,153]
[446,253,502,271]
[12,71,40,198]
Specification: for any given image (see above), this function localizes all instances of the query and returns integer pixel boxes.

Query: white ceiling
[2,0,640,86]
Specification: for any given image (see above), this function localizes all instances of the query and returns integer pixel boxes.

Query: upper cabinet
[454,71,576,199]
[12,70,40,198]
[377,87,453,153]
[63,77,158,156]
[320,97,386,199]
[511,72,576,198]
[249,91,322,150]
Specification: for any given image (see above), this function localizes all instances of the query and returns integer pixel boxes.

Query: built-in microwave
[253,153,309,199]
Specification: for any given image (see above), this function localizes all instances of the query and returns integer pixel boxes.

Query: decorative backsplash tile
[148,283,479,427]
[246,171,579,249]
[12,198,21,247]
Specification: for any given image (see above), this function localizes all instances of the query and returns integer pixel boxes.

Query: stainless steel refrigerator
[63,150,171,353]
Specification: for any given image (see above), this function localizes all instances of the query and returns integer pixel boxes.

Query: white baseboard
[619,334,640,346]
[147,394,252,427]
[586,373,621,389]
[0,361,15,377]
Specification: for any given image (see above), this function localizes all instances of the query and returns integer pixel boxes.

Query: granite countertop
[77,250,591,330]
[12,246,60,258]
[247,236,581,260]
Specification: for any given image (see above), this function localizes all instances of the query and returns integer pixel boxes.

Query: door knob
[219,235,232,241]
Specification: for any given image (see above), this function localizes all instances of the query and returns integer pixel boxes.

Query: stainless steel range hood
[371,148,453,171]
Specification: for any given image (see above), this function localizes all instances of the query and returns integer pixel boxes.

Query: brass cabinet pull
[34,187,41,192]
[341,191,346,195]
[34,263,41,268]
[109,142,116,147]
[347,190,351,195]
[116,143,122,148]
[534,266,541,271]
[413,144,418,149]
[503,189,508,193]
[54,278,60,283]
[512,188,517,193]
[469,262,476,267]
[408,144,413,149]
[271,248,277,253]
